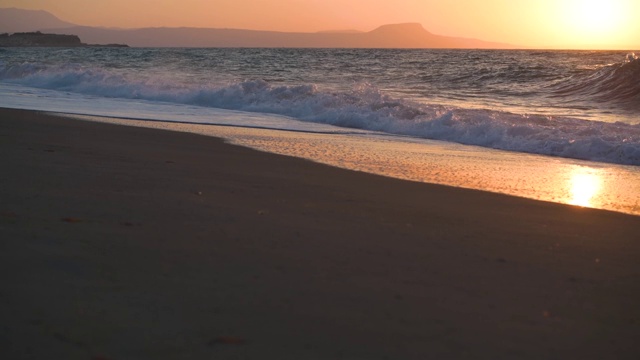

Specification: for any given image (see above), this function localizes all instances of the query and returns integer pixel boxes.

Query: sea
[1,47,639,214]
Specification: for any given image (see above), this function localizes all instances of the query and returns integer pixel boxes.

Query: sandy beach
[1,107,639,359]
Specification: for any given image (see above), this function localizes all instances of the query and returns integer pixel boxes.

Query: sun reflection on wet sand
[67,114,640,216]
[568,169,602,208]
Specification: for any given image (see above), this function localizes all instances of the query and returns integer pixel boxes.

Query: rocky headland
[0,31,128,47]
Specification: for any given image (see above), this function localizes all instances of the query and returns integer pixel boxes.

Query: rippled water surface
[1,48,639,165]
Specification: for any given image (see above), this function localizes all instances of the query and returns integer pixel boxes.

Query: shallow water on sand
[65,114,640,216]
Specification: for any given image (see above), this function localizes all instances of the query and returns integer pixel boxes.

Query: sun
[544,0,640,49]
[563,0,624,37]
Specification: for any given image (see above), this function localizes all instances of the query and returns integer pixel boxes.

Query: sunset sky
[1,0,639,49]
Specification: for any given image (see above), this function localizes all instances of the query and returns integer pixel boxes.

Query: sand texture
[1,108,639,359]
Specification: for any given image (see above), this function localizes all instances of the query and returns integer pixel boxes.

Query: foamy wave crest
[551,53,640,110]
[2,61,639,166]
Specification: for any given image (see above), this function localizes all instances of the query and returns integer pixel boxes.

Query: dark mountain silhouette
[0,8,75,33]
[0,31,82,47]
[42,24,513,48]
[0,31,128,47]
[317,29,364,34]
[0,8,515,49]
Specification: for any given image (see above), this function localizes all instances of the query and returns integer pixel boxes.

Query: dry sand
[1,108,639,359]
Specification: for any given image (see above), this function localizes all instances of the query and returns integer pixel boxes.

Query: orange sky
[2,0,639,49]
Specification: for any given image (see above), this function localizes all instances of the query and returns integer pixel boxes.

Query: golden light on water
[568,169,602,208]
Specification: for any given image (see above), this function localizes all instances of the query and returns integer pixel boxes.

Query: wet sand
[1,108,639,359]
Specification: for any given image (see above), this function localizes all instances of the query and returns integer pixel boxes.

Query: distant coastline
[0,31,128,47]
[0,9,514,49]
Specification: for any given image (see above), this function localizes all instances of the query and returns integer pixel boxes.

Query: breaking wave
[1,59,639,166]
[550,53,640,110]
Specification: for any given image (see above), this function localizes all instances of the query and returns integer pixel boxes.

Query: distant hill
[0,8,75,33]
[317,29,364,34]
[0,31,128,47]
[0,8,515,49]
[0,31,82,47]
[43,24,514,49]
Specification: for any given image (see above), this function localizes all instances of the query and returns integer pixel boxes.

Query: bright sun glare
[561,0,626,45]
[568,170,602,208]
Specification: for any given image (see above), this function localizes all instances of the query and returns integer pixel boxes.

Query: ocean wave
[1,61,639,166]
[550,53,640,110]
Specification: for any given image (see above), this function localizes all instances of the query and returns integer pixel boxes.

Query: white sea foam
[1,60,639,166]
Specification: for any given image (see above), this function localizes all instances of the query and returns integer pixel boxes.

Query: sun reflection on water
[568,169,602,208]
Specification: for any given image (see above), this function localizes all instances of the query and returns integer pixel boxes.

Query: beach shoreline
[2,108,639,359]
[49,112,640,216]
